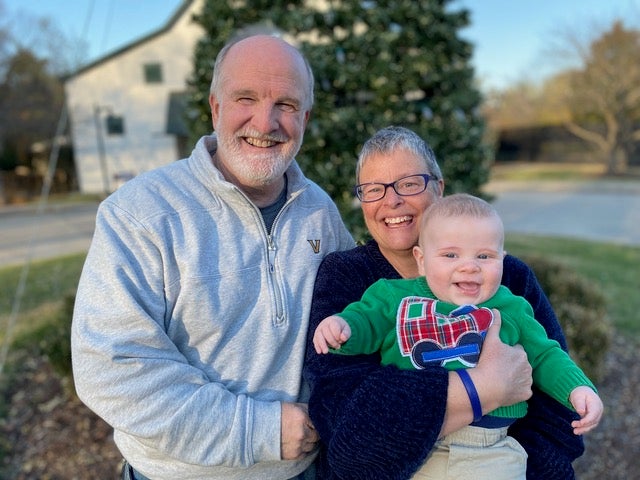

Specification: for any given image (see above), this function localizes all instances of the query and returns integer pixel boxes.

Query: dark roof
[65,0,197,80]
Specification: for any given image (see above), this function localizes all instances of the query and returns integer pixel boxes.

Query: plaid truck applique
[396,297,494,369]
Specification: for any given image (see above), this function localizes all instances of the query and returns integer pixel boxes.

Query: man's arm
[72,202,283,467]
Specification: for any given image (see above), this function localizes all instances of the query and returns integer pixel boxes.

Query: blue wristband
[457,369,483,422]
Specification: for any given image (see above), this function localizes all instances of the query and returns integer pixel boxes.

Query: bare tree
[562,21,640,174]
[1,4,88,77]
[0,2,85,172]
[0,1,12,79]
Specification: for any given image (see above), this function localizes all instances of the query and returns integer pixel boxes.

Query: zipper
[267,233,285,326]
[231,183,305,327]
[266,195,297,326]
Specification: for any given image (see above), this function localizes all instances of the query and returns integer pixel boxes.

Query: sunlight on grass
[490,162,607,181]
[506,234,640,336]
[0,254,85,345]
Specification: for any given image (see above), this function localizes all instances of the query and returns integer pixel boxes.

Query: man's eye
[278,103,297,112]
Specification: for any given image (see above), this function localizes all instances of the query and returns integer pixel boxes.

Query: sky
[3,0,640,91]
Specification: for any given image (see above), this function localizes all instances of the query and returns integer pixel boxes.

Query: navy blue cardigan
[304,240,584,480]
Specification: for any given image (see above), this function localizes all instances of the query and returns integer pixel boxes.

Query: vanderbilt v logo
[307,239,321,254]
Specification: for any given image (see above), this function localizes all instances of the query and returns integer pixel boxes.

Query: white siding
[65,0,205,194]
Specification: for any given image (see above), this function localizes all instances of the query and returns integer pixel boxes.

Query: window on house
[144,63,163,84]
[106,115,125,135]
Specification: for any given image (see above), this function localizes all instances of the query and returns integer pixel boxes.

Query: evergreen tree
[0,49,64,169]
[188,0,490,239]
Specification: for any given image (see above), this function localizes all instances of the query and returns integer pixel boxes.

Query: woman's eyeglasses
[354,174,433,203]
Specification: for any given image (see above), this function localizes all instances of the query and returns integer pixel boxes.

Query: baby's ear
[413,245,425,274]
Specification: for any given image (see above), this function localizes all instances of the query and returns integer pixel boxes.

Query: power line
[0,0,97,377]
[99,0,115,56]
[0,107,68,376]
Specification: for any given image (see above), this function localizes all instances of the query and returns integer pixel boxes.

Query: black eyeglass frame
[354,173,434,203]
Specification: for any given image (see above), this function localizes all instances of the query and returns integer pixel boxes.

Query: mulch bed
[1,333,637,479]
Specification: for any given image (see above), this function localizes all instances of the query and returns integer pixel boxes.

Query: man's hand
[473,310,533,412]
[281,402,319,460]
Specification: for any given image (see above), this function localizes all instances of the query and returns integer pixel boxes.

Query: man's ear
[209,94,220,127]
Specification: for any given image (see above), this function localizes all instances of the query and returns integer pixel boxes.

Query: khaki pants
[412,426,527,480]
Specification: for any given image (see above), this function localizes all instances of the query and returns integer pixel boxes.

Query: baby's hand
[569,386,604,435]
[313,316,351,354]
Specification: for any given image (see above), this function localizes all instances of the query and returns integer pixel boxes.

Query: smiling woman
[355,128,443,279]
[304,126,588,480]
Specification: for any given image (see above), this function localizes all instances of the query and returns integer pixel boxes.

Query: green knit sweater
[334,277,596,420]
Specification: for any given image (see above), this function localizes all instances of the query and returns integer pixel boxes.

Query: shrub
[521,254,612,382]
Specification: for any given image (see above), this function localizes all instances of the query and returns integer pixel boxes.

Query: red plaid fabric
[396,297,493,355]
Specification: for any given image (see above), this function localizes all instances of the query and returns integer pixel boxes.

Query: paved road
[0,202,99,268]
[487,180,640,247]
[0,180,639,269]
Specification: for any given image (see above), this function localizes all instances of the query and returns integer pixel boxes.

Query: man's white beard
[216,128,301,185]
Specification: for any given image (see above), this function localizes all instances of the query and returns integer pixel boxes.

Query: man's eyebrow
[231,88,257,97]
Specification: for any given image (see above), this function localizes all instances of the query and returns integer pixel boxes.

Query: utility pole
[93,105,110,195]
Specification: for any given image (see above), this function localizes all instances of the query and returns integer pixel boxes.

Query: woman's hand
[441,310,533,437]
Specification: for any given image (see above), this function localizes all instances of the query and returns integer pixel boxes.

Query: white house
[64,0,205,194]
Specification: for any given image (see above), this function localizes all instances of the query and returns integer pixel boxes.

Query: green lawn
[0,253,86,346]
[490,162,608,181]
[0,235,638,349]
[506,234,640,336]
